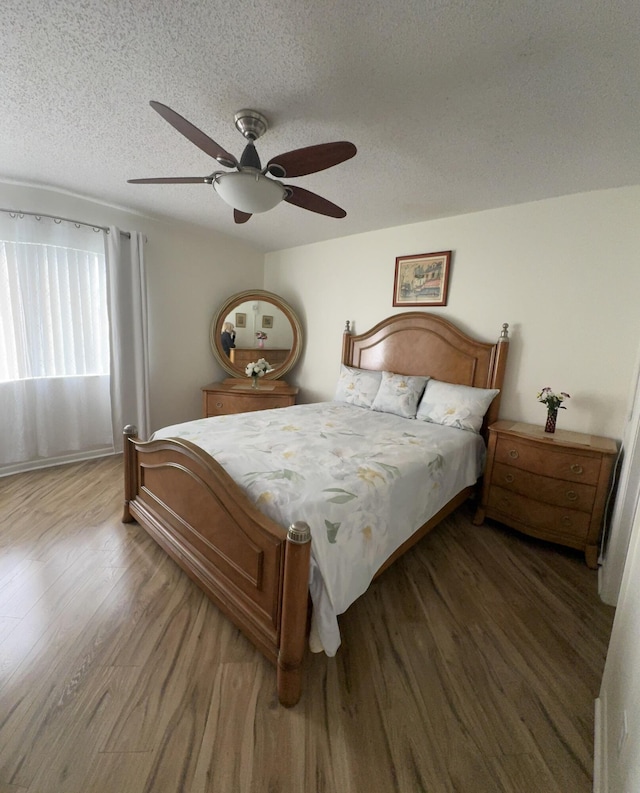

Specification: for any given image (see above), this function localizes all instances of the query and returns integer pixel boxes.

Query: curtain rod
[0,208,131,238]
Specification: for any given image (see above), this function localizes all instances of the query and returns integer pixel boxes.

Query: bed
[123,312,509,706]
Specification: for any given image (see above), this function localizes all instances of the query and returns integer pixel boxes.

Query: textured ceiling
[2,0,639,253]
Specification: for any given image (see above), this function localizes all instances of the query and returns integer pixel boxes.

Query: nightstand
[201,379,299,417]
[473,420,617,568]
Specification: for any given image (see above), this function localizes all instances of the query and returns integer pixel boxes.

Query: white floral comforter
[152,402,486,655]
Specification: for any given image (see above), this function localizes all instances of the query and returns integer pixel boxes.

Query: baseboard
[594,696,607,793]
[0,447,117,478]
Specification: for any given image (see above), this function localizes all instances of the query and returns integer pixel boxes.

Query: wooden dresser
[201,379,298,417]
[474,420,617,568]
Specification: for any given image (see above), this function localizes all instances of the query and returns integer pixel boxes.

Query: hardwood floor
[0,456,614,792]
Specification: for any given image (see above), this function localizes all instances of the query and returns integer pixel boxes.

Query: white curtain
[105,226,150,449]
[0,215,113,472]
[0,216,150,473]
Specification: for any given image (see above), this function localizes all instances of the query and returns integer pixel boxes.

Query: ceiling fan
[128,101,357,224]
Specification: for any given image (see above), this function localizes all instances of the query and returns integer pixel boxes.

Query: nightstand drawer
[487,486,591,542]
[491,462,596,513]
[494,437,601,485]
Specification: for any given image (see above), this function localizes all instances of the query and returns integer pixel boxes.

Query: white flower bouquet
[537,387,570,412]
[245,358,271,378]
[537,386,570,433]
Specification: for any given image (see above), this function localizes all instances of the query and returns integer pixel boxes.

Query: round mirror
[210,289,303,379]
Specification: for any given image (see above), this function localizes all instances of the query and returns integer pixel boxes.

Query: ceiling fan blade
[234,209,252,224]
[149,101,238,168]
[267,142,356,178]
[284,185,347,218]
[127,176,210,184]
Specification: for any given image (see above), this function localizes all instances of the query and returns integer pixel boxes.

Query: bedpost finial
[287,521,311,544]
[123,424,138,436]
[344,320,351,334]
[499,323,509,340]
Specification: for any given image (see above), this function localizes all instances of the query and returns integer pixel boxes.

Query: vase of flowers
[245,358,271,389]
[256,331,267,349]
[537,387,570,433]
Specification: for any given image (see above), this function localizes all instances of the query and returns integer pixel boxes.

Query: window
[0,239,109,382]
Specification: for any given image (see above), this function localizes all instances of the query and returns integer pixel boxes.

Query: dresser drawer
[491,462,596,513]
[202,380,299,419]
[205,393,293,416]
[487,485,591,543]
[494,436,601,485]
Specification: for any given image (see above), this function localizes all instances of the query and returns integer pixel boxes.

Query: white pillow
[416,379,499,433]
[371,371,429,419]
[334,365,382,408]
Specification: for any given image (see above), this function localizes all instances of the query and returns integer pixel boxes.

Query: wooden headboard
[342,312,510,431]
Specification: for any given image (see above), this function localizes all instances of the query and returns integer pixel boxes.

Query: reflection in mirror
[224,301,294,367]
[210,290,302,379]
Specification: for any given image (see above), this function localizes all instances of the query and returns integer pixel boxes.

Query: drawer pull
[570,464,583,474]
[216,401,223,408]
[566,490,578,501]
[508,449,519,459]
[562,516,572,526]
[499,498,511,509]
[504,474,514,484]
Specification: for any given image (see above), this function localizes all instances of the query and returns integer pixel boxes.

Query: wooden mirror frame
[210,289,303,379]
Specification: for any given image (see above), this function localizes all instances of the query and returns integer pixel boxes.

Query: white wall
[0,182,264,432]
[265,187,640,442]
[597,497,640,793]
[7,183,636,437]
[596,352,640,792]
[600,348,640,605]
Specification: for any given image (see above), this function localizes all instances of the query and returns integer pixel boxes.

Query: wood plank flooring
[0,456,614,793]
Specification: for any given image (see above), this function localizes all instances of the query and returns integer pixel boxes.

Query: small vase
[251,376,259,389]
[545,409,558,434]
[258,339,264,349]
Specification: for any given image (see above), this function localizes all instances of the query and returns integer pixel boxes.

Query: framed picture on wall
[393,250,452,307]
[235,312,247,328]
[262,315,273,329]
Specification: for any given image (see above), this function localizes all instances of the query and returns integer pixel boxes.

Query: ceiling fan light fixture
[213,170,286,214]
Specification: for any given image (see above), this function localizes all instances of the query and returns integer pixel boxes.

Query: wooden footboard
[122,426,310,707]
